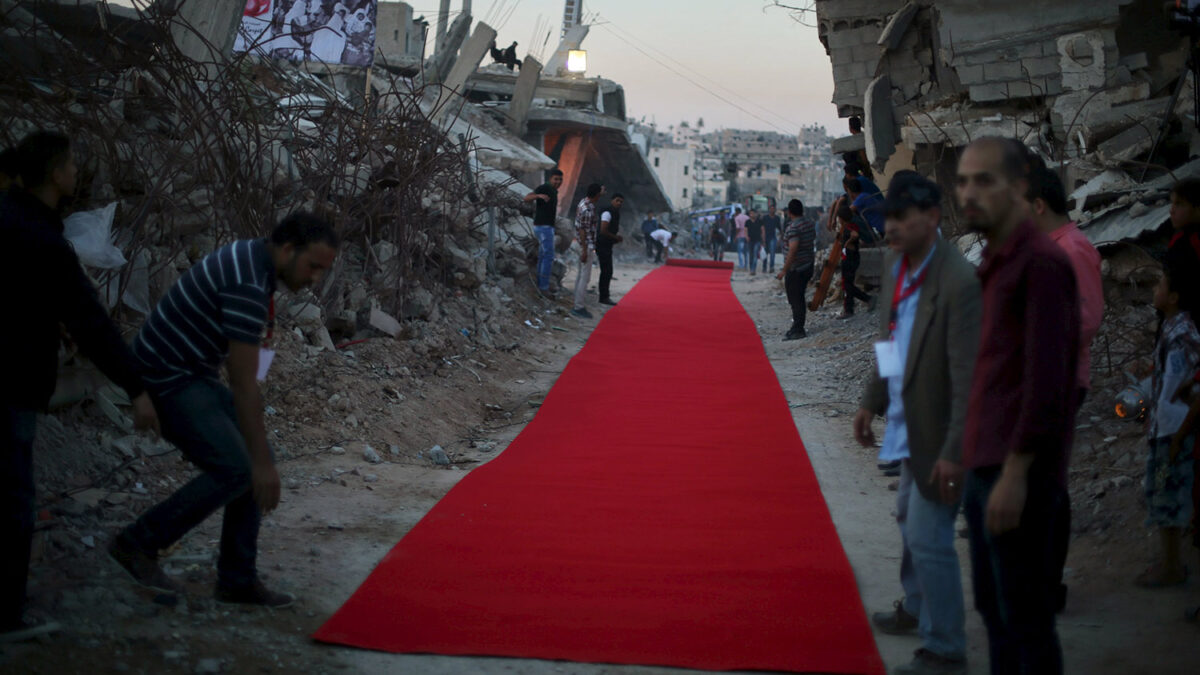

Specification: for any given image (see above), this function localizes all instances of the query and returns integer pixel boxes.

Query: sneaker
[598,298,617,306]
[108,535,180,594]
[871,599,918,635]
[215,578,296,609]
[570,307,593,319]
[893,648,967,675]
[877,459,902,471]
[0,616,62,644]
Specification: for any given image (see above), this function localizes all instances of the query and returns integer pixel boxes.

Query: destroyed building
[816,0,1195,256]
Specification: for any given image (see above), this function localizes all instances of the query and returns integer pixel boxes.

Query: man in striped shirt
[110,213,338,608]
[776,199,816,340]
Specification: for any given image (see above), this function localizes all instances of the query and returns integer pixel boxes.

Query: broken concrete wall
[815,0,907,117]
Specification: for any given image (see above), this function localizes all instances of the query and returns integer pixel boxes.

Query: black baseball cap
[883,171,941,217]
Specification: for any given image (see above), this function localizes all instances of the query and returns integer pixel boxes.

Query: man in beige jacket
[852,172,982,675]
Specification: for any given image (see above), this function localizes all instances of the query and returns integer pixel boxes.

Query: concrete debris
[368,307,404,338]
[427,444,451,465]
[362,444,382,464]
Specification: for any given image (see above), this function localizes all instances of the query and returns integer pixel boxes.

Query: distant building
[649,145,697,211]
[375,2,429,68]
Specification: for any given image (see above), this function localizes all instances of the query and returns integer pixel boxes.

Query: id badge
[256,348,276,382]
[874,341,904,379]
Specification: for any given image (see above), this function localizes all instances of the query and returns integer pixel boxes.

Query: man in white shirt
[650,228,674,263]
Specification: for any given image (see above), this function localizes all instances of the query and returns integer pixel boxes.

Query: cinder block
[984,61,1025,80]
[969,80,1048,102]
[954,63,985,84]
[1022,54,1060,78]
[850,26,882,45]
[826,29,860,51]
[831,46,858,65]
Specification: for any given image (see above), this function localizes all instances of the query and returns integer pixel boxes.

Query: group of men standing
[525,172,674,319]
[2,130,338,641]
[729,206,783,274]
[850,137,1103,675]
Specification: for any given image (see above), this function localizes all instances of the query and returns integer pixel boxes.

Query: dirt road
[6,259,1198,674]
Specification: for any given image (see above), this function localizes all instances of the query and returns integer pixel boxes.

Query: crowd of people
[840,137,1200,675]
[524,175,675,319]
[3,121,1199,675]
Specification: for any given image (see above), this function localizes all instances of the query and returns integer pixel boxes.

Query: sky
[450,0,842,135]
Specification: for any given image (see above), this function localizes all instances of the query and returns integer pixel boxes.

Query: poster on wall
[234,0,378,68]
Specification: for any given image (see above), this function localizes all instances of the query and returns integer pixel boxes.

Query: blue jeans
[2,406,37,629]
[750,242,763,271]
[534,225,555,291]
[736,239,748,268]
[764,238,777,271]
[897,461,967,659]
[121,379,265,588]
[964,465,1065,675]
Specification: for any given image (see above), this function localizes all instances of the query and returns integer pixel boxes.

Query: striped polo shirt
[133,239,275,393]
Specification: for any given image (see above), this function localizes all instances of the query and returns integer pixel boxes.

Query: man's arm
[598,213,617,241]
[1073,243,1105,348]
[52,236,159,434]
[775,239,799,280]
[226,341,279,513]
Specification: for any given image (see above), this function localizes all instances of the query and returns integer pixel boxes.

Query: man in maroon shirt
[956,138,1079,675]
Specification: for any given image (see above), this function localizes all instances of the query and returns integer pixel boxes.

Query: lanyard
[889,257,928,336]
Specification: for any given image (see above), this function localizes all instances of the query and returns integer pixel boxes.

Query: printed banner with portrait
[234,0,378,68]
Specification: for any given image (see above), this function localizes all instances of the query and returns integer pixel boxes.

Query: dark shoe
[598,298,617,306]
[893,648,967,675]
[872,599,918,635]
[0,616,62,644]
[782,329,806,341]
[570,307,593,319]
[883,466,902,477]
[877,459,902,471]
[108,535,180,594]
[215,578,295,609]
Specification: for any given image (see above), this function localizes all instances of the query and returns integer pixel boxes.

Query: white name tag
[257,348,276,382]
[875,341,904,379]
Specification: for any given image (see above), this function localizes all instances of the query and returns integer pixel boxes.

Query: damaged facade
[816,0,1196,256]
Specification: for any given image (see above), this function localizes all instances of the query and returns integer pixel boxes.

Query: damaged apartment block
[817,0,1196,252]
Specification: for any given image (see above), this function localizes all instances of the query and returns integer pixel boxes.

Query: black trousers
[643,233,655,257]
[784,266,813,332]
[841,253,871,314]
[1,405,37,630]
[596,246,614,301]
[122,380,263,589]
[964,465,1067,675]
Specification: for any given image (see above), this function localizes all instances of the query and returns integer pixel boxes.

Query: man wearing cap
[853,171,981,675]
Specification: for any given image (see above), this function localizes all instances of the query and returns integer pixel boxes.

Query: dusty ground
[4,248,1199,674]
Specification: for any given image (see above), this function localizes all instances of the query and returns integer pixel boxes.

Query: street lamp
[567,49,587,73]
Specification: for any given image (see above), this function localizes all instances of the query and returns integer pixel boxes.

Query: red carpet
[314,265,884,674]
[665,258,735,269]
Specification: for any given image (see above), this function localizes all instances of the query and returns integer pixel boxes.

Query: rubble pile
[0,0,589,595]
